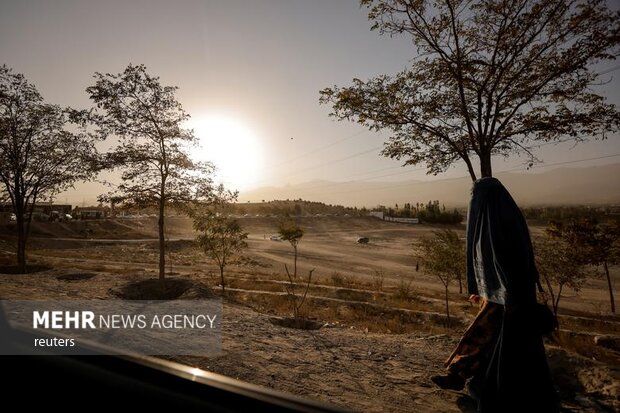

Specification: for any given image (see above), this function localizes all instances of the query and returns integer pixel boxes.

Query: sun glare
[188,115,263,191]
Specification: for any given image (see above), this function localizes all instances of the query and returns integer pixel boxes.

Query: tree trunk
[14,190,26,273]
[220,266,225,293]
[444,285,450,327]
[554,284,563,316]
[480,151,493,178]
[463,155,477,182]
[603,261,615,314]
[293,245,298,278]
[542,272,556,310]
[158,197,166,281]
[457,273,463,294]
[16,213,26,273]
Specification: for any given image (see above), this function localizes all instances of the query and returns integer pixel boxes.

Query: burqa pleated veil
[466,177,558,412]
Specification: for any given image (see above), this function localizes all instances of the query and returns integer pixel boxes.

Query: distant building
[609,205,620,216]
[368,210,419,224]
[37,204,73,215]
[0,203,72,214]
[384,216,419,224]
[79,210,105,220]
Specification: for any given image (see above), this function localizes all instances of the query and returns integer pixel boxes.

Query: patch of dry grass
[228,286,463,336]
[330,271,352,287]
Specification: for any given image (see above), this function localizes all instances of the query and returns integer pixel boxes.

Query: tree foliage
[278,218,305,277]
[547,218,619,313]
[533,235,591,315]
[279,220,305,249]
[0,65,98,272]
[416,229,466,324]
[278,219,313,320]
[193,205,248,293]
[87,64,218,281]
[320,0,620,180]
[417,200,462,224]
[522,205,611,223]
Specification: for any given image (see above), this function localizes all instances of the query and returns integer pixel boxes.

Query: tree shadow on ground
[269,316,323,330]
[56,272,96,281]
[0,264,51,274]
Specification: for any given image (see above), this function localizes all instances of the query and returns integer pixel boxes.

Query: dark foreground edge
[0,308,349,412]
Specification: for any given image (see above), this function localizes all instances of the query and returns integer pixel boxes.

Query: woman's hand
[468,294,481,304]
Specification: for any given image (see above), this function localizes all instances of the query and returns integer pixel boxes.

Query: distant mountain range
[239,163,620,208]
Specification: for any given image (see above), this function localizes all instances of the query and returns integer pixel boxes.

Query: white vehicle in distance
[269,234,282,241]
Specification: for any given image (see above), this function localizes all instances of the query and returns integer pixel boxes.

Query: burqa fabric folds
[466,177,558,413]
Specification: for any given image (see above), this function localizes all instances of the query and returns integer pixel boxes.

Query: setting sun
[189,114,263,191]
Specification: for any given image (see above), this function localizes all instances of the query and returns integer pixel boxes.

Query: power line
[255,135,611,195]
[284,153,620,198]
[340,164,405,179]
[252,63,619,189]
[598,64,620,75]
[263,129,369,172]
[257,137,595,193]
[255,143,384,186]
[269,164,406,192]
[499,153,620,173]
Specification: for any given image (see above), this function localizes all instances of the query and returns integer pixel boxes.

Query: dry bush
[382,314,407,334]
[371,269,385,292]
[394,279,413,300]
[330,271,351,287]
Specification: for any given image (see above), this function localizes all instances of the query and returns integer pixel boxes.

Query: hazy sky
[1,0,619,204]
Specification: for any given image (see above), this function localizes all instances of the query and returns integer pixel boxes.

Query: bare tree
[416,229,466,325]
[87,64,216,281]
[0,65,98,273]
[321,0,620,180]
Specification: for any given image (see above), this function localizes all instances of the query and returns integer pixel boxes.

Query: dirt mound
[178,282,216,299]
[56,272,96,281]
[7,218,159,240]
[110,278,213,300]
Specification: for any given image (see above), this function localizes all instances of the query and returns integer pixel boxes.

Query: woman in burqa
[431,177,559,412]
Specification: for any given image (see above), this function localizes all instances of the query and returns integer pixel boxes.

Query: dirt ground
[0,216,618,412]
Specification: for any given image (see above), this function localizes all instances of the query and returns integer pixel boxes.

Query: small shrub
[383,314,406,334]
[395,279,413,300]
[371,270,385,292]
[331,271,349,287]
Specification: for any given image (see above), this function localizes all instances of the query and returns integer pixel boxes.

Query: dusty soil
[0,216,618,412]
